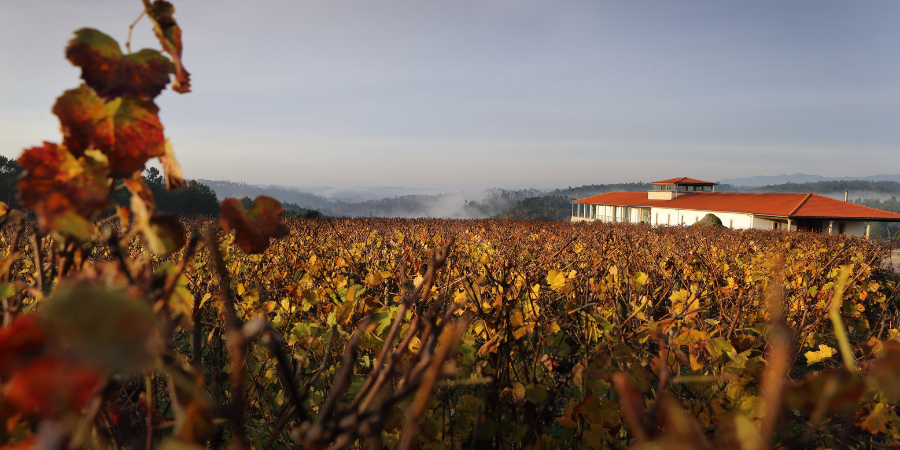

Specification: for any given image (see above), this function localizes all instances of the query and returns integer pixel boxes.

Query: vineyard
[3,215,900,449]
[4,1,900,449]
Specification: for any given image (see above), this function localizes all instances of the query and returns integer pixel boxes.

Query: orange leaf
[17,143,111,239]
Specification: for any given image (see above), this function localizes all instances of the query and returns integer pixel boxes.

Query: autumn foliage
[2,2,900,450]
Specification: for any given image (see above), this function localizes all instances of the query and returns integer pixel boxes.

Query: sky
[2,1,899,192]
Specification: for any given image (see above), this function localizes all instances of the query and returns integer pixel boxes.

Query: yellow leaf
[366,270,383,287]
[805,344,837,365]
[510,309,524,327]
[634,272,649,288]
[713,413,765,450]
[547,270,566,290]
[546,321,561,335]
[199,292,212,310]
[513,325,533,340]
[669,289,699,316]
[858,402,894,434]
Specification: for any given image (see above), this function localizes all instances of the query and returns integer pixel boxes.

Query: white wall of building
[650,208,755,229]
[820,220,867,237]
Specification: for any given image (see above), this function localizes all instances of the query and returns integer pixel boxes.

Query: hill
[719,173,900,187]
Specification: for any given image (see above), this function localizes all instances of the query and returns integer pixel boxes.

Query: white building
[571,177,900,237]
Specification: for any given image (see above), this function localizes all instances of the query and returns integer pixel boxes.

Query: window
[838,223,845,234]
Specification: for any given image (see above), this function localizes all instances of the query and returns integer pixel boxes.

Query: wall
[650,208,754,229]
[820,220,867,237]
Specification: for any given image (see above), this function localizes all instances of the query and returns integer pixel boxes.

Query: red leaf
[0,315,47,376]
[53,86,166,174]
[0,436,35,450]
[66,28,174,100]
[147,0,191,94]
[110,96,166,174]
[220,196,289,254]
[17,143,111,239]
[4,357,103,420]
[52,85,114,157]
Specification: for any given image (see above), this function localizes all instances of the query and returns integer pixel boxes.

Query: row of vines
[3,215,900,449]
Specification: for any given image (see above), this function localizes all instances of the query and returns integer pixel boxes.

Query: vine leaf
[123,174,156,214]
[41,284,164,372]
[857,402,893,434]
[124,175,185,255]
[805,344,836,365]
[4,357,103,420]
[17,143,111,240]
[146,215,187,256]
[0,315,48,376]
[66,28,174,100]
[160,139,186,190]
[146,0,191,93]
[52,85,115,156]
[712,413,764,449]
[220,196,289,254]
[53,85,167,175]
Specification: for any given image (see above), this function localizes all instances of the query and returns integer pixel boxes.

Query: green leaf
[525,384,548,404]
[40,284,163,372]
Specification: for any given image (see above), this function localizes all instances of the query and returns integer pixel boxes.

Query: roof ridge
[787,193,813,217]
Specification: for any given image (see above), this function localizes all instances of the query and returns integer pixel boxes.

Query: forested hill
[724,180,900,194]
[195,179,338,210]
[544,182,652,199]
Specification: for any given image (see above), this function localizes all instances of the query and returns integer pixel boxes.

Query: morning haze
[2,0,899,192]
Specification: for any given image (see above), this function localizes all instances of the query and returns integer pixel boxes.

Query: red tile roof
[651,177,717,185]
[572,192,900,221]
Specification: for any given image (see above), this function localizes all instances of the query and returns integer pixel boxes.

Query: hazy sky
[2,1,899,191]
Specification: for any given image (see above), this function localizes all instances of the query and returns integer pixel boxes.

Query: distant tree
[494,196,572,221]
[281,201,324,218]
[111,168,220,217]
[853,196,900,239]
[0,156,23,208]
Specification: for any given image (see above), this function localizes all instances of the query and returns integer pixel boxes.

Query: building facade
[571,177,900,237]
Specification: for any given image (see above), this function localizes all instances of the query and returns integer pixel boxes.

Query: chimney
[845,190,848,202]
